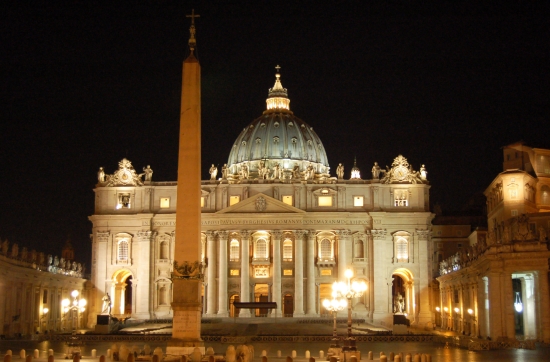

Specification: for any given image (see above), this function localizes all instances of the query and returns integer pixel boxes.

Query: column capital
[416,229,430,239]
[294,230,307,238]
[240,230,251,239]
[205,230,216,239]
[271,230,283,239]
[217,230,229,239]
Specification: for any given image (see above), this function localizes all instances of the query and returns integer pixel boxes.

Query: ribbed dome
[227,68,329,179]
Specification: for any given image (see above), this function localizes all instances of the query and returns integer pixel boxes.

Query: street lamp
[62,290,86,332]
[333,268,367,352]
[322,292,347,347]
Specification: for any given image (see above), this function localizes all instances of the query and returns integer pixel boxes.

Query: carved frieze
[371,229,387,240]
[96,231,110,243]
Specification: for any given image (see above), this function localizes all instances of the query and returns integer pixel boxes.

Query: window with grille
[320,238,332,260]
[283,239,293,261]
[230,239,240,261]
[255,239,267,259]
[395,238,408,262]
[118,240,129,261]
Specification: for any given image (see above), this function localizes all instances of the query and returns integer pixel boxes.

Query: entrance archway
[254,284,269,317]
[229,294,240,318]
[112,269,133,317]
[391,268,414,318]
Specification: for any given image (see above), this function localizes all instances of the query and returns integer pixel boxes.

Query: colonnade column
[293,230,305,316]
[271,231,282,318]
[536,270,550,343]
[239,230,251,317]
[205,231,217,317]
[306,230,317,316]
[337,230,349,280]
[217,231,229,317]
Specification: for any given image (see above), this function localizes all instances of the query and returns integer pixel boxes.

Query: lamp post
[322,292,347,347]
[333,268,367,352]
[62,290,86,332]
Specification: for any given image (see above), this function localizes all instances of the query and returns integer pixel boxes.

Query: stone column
[502,273,515,339]
[271,230,282,318]
[217,231,229,317]
[337,230,350,280]
[306,230,317,316]
[239,230,251,317]
[294,230,306,316]
[416,229,432,325]
[536,270,550,343]
[205,231,217,317]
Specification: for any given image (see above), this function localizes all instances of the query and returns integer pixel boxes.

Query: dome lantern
[265,65,291,112]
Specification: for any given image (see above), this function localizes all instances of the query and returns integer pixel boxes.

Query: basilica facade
[88,71,434,328]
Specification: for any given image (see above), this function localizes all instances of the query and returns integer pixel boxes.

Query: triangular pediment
[216,193,305,214]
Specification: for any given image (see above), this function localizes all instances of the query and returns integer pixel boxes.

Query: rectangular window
[353,196,364,207]
[230,269,240,276]
[201,197,205,208]
[282,195,293,206]
[116,193,131,209]
[229,196,240,206]
[318,196,332,206]
[160,197,170,208]
[511,209,518,216]
[320,269,332,276]
[283,269,293,276]
[42,290,48,304]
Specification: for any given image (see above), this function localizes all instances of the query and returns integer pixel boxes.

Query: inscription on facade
[152,219,370,227]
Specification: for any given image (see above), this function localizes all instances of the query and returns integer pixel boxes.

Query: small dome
[350,158,361,180]
[227,67,329,178]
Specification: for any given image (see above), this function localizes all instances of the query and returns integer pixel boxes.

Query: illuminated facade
[437,143,550,343]
[89,70,434,328]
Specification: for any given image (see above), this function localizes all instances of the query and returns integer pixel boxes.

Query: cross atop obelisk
[186,9,200,52]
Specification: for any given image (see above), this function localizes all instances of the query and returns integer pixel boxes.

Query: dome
[227,67,329,179]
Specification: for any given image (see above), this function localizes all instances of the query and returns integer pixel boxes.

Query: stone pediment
[216,193,305,214]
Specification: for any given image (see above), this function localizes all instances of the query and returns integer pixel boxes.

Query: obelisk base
[167,278,204,356]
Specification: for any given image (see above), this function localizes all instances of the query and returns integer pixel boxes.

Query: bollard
[73,354,80,362]
[329,357,337,362]
[394,355,401,362]
[49,350,54,357]
[277,351,281,358]
[305,351,310,359]
[41,351,48,359]
[380,356,387,362]
[190,348,202,362]
[399,353,404,362]
[127,354,135,362]
[47,355,53,362]
[4,355,12,362]
[208,356,214,362]
[309,357,315,362]
[107,349,111,359]
[6,352,12,357]
[100,356,106,362]
[319,351,324,360]
[261,357,267,362]
[181,356,187,362]
[286,357,292,362]
[380,352,385,357]
[420,354,426,362]
[25,356,32,362]
[367,351,373,360]
[413,354,420,362]
[426,355,431,362]
[350,356,358,362]
[405,354,411,362]
[206,348,215,357]
[20,350,26,359]
[152,355,159,362]
[33,350,39,359]
[261,351,267,357]
[291,351,297,359]
[389,352,394,361]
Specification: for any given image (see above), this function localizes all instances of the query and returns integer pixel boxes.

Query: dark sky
[1,1,549,265]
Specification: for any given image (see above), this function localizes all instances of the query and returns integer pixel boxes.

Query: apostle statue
[143,165,153,181]
[336,163,344,179]
[209,164,218,180]
[371,162,381,179]
[97,167,105,183]
[102,293,112,315]
[420,164,428,180]
[221,164,228,179]
[292,163,301,180]
[240,162,249,179]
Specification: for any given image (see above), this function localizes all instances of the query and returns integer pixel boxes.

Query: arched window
[541,185,550,205]
[230,239,240,261]
[255,238,267,259]
[320,238,332,259]
[283,239,293,261]
[354,239,364,259]
[118,240,129,261]
[160,240,169,259]
[159,286,167,305]
[395,238,408,262]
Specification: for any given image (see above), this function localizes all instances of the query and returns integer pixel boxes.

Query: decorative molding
[371,229,387,240]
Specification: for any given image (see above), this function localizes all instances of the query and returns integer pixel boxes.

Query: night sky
[1,2,549,265]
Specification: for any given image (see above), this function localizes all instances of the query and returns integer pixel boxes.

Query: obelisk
[167,9,204,355]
